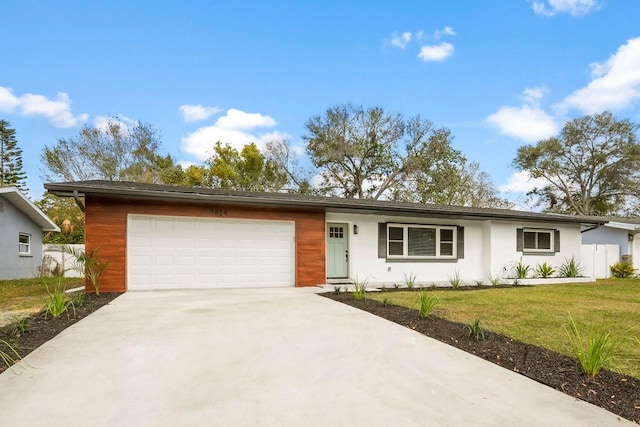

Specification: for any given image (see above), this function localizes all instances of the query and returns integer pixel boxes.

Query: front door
[327,223,349,278]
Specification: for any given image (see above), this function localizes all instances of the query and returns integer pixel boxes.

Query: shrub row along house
[44,180,607,292]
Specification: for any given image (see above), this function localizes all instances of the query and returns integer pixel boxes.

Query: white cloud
[532,0,599,16]
[390,32,413,49]
[486,87,559,142]
[521,86,549,106]
[417,42,455,62]
[499,171,548,194]
[215,108,276,130]
[0,86,88,128]
[179,104,221,122]
[434,26,456,39]
[180,108,280,161]
[558,37,640,114]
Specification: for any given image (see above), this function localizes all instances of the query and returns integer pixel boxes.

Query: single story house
[582,219,640,267]
[0,187,60,279]
[44,180,605,292]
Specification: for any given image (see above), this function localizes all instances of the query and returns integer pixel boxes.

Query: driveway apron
[0,288,633,426]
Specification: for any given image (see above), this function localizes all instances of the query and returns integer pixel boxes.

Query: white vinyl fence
[42,244,85,278]
[580,244,620,279]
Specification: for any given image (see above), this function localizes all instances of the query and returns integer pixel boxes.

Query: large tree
[513,111,640,216]
[36,194,84,244]
[264,138,316,194]
[204,142,287,191]
[304,104,509,207]
[42,117,172,183]
[0,119,27,191]
[304,104,436,199]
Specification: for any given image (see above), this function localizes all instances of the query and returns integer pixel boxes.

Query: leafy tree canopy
[41,117,173,184]
[513,111,640,216]
[0,119,27,191]
[36,194,85,244]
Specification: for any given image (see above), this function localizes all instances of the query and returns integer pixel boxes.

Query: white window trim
[387,223,457,260]
[523,228,554,253]
[18,233,31,255]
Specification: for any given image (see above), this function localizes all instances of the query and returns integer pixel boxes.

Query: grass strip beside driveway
[368,279,640,379]
[0,277,84,326]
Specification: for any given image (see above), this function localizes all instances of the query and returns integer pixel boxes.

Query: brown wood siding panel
[85,196,325,292]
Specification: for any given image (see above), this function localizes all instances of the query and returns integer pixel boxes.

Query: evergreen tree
[0,120,27,191]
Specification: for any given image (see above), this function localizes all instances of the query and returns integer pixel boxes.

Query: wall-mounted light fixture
[353,224,359,235]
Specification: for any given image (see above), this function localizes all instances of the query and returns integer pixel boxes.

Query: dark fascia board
[44,180,606,226]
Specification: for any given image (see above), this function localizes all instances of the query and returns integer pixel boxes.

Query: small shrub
[0,340,28,373]
[58,245,110,295]
[465,319,485,340]
[448,269,462,289]
[558,256,584,278]
[352,276,368,301]
[563,314,627,376]
[515,258,531,279]
[536,262,556,278]
[416,290,439,318]
[475,280,484,287]
[333,285,342,295]
[393,283,400,289]
[382,297,393,307]
[43,280,75,319]
[487,271,502,286]
[10,317,29,337]
[404,272,417,290]
[610,261,636,278]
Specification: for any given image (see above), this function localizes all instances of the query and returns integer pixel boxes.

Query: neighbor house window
[387,224,456,259]
[523,229,553,252]
[18,233,31,255]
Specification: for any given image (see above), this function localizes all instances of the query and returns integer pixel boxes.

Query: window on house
[19,233,31,255]
[387,224,456,259]
[523,229,553,252]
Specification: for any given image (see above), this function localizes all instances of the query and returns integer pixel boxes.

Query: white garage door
[127,215,295,290]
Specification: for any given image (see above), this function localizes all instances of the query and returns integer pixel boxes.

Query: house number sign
[213,209,228,217]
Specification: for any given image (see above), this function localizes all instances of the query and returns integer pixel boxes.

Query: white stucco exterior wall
[326,213,586,286]
[487,221,584,280]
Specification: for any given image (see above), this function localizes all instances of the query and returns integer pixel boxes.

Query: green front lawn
[368,279,640,378]
[0,277,84,325]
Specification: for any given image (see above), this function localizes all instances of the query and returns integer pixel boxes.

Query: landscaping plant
[448,269,462,289]
[10,317,29,337]
[382,297,393,307]
[563,313,627,376]
[43,279,75,318]
[514,258,531,279]
[610,261,636,278]
[465,318,485,340]
[487,271,502,286]
[58,245,111,295]
[0,340,27,373]
[404,272,417,290]
[536,262,556,278]
[416,290,438,318]
[558,256,584,278]
[352,276,368,301]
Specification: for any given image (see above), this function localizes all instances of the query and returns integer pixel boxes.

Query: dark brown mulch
[323,292,640,424]
[0,293,122,374]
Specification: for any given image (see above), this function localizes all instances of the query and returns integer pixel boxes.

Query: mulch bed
[323,292,640,424]
[0,293,121,374]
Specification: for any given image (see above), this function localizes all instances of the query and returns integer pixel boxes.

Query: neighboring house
[582,219,640,267]
[44,180,605,292]
[0,187,60,279]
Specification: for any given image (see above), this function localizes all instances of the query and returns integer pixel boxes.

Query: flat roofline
[44,180,606,226]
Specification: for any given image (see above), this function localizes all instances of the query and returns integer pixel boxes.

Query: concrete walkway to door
[0,288,633,426]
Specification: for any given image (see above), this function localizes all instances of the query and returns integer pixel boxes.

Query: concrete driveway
[0,288,632,426]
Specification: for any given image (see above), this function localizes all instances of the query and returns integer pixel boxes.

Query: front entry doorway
[327,223,349,278]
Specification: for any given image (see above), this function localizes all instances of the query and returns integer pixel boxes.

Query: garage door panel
[128,215,295,290]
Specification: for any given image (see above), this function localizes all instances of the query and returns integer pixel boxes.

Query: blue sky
[2,0,640,205]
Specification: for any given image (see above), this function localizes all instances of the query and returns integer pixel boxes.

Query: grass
[368,278,640,378]
[0,277,84,326]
